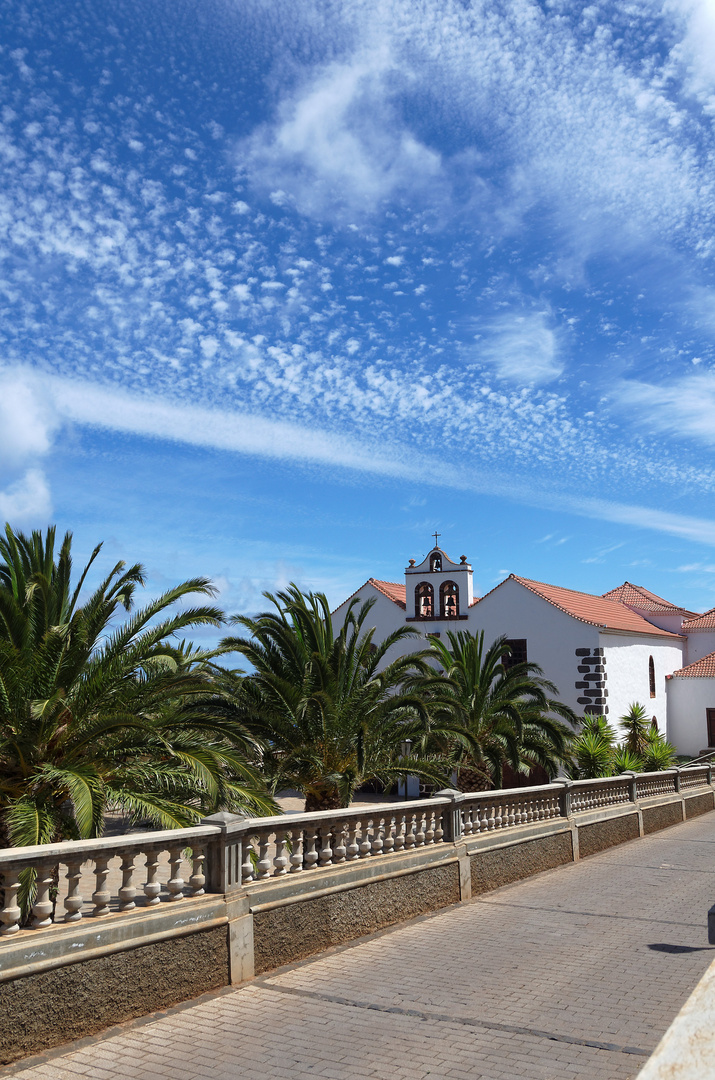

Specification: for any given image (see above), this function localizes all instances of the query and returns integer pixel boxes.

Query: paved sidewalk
[7,814,715,1080]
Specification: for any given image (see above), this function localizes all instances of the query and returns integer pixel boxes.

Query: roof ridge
[671,650,715,677]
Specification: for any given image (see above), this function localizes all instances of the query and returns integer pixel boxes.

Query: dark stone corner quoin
[1,777,714,1067]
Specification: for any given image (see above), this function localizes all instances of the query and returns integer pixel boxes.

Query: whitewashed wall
[465,578,599,718]
[666,677,715,757]
[600,635,684,737]
[685,631,715,665]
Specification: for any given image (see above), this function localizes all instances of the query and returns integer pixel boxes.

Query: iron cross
[432,531,440,547]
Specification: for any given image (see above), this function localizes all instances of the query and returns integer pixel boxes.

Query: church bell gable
[405,541,474,621]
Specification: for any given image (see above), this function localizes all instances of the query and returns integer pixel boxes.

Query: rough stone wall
[578,813,640,857]
[253,862,460,974]
[470,832,573,896]
[574,646,608,715]
[642,801,684,834]
[685,791,715,818]
[0,926,229,1066]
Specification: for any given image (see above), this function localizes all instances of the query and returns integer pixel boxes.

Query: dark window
[707,709,715,747]
[649,656,656,698]
[430,552,442,572]
[414,581,434,619]
[439,580,459,618]
[504,639,528,670]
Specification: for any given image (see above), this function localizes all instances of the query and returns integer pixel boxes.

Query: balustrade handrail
[0,824,222,868]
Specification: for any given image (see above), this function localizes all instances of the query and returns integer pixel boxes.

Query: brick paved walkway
[7,814,715,1080]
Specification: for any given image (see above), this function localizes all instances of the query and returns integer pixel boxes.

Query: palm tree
[222,585,450,811]
[0,524,277,851]
[619,702,651,758]
[415,631,576,790]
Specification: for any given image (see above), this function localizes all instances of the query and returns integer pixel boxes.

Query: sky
[3,0,715,631]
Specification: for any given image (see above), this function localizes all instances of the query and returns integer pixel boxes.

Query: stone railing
[1,765,710,938]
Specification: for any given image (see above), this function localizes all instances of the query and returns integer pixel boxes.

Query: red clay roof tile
[682,607,715,630]
[601,581,695,616]
[506,576,681,637]
[671,651,715,677]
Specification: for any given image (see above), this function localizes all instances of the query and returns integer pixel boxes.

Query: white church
[332,542,715,757]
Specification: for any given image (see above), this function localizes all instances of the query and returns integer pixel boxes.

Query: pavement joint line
[255,981,651,1058]
[474,898,712,930]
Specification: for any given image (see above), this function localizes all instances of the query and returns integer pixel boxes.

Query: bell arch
[415,581,434,619]
[439,580,459,619]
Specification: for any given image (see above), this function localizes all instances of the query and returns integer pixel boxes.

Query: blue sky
[3,0,715,627]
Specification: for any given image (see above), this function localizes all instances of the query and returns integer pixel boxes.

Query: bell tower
[405,541,473,622]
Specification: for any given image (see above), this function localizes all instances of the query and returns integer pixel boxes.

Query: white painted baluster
[64,859,84,922]
[304,826,319,869]
[273,832,289,875]
[257,833,272,879]
[359,820,372,858]
[383,815,396,853]
[189,846,206,895]
[92,855,112,916]
[167,846,185,900]
[32,863,55,928]
[242,842,256,883]
[319,827,333,867]
[143,850,162,906]
[290,829,304,872]
[118,852,136,911]
[0,865,22,936]
[333,822,347,863]
[346,821,360,861]
[371,817,384,855]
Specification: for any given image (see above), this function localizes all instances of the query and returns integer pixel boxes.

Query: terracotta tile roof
[503,575,682,637]
[369,579,406,609]
[670,650,715,677]
[601,581,695,616]
[682,607,715,631]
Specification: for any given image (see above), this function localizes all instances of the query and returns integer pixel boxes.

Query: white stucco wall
[600,634,684,737]
[331,584,426,670]
[466,578,599,717]
[685,632,715,665]
[666,677,715,756]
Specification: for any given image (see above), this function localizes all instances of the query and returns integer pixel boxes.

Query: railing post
[201,811,254,986]
[624,771,638,803]
[435,790,462,843]
[673,768,681,794]
[552,779,572,818]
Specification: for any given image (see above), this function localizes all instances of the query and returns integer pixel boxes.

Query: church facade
[332,544,715,757]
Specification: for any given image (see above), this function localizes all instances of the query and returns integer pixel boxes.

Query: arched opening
[415,582,434,619]
[648,656,656,698]
[440,580,459,619]
[430,552,442,572]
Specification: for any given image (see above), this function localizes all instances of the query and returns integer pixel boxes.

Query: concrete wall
[667,676,715,755]
[685,630,715,665]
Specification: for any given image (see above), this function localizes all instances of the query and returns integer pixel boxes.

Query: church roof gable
[601,581,696,616]
[670,650,715,677]
[682,606,715,630]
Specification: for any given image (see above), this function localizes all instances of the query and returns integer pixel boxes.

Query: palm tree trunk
[456,763,492,793]
[304,785,343,812]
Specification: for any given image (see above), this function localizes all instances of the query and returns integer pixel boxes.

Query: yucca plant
[619,702,651,758]
[642,727,678,771]
[570,715,617,778]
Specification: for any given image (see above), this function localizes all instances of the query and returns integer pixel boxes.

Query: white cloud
[238,45,442,218]
[0,468,51,524]
[0,374,56,467]
[476,311,563,385]
[614,371,715,445]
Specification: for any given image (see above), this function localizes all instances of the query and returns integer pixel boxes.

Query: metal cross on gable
[432,531,440,547]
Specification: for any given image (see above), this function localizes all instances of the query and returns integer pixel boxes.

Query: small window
[415,581,434,619]
[649,656,656,698]
[430,552,442,572]
[504,639,528,670]
[439,580,459,618]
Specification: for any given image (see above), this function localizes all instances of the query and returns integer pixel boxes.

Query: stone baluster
[304,827,319,869]
[346,821,360,861]
[257,833,272,879]
[359,820,372,858]
[333,822,347,863]
[415,811,426,847]
[241,842,256,883]
[31,863,55,928]
[476,801,486,833]
[144,849,162,906]
[425,810,435,845]
[383,815,396,853]
[319,827,333,867]
[92,855,112,916]
[404,812,417,849]
[0,865,22,936]
[393,815,406,851]
[189,846,206,895]
[462,804,473,835]
[118,852,136,911]
[273,832,289,875]
[371,818,384,855]
[494,802,503,829]
[290,829,304,872]
[167,846,185,900]
[64,859,84,922]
